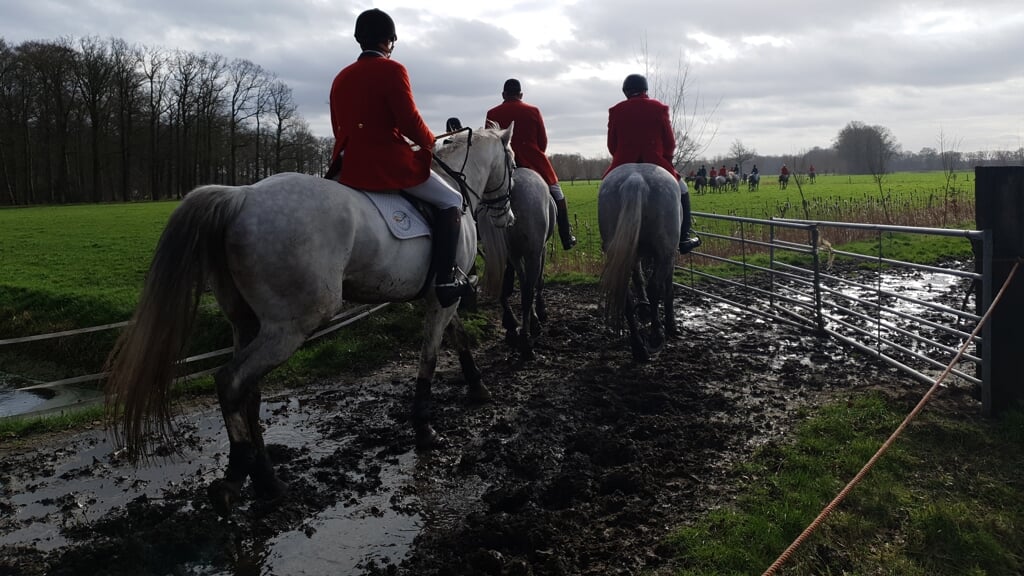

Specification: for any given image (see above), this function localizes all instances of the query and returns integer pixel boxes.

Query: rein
[431,128,514,221]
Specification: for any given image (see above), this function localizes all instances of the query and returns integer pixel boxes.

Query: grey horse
[598,163,681,362]
[104,126,516,515]
[478,166,555,359]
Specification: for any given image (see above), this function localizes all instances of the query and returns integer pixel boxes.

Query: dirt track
[0,283,932,575]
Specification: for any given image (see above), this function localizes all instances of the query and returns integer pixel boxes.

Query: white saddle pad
[364,192,432,240]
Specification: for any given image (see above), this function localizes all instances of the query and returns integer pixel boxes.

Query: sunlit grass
[667,393,1024,575]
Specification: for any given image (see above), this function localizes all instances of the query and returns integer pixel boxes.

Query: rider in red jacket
[487,79,576,249]
[605,74,700,254]
[329,9,472,307]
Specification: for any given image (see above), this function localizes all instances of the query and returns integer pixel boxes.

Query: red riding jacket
[604,94,679,178]
[486,99,559,185]
[329,52,434,190]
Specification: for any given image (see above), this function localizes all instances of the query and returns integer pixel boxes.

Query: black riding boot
[678,189,701,255]
[433,207,474,308]
[555,198,577,250]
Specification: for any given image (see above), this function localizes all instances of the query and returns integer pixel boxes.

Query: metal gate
[675,212,987,389]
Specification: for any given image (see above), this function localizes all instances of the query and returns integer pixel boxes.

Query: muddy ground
[0,283,970,575]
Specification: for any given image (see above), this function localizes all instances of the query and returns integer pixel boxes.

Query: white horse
[726,171,741,191]
[104,126,516,515]
[478,167,555,359]
[747,172,760,191]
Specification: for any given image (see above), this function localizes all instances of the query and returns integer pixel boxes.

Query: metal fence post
[974,166,1024,416]
[811,225,824,331]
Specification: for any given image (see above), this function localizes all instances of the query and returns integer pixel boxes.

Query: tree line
[0,36,332,206]
[550,121,1023,184]
[3,35,1021,206]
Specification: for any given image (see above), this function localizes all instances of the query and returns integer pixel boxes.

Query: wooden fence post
[974,166,1024,416]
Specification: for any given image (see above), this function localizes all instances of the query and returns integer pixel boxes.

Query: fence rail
[2,303,390,395]
[678,211,988,391]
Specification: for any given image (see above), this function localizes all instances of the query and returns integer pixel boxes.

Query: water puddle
[1,394,421,572]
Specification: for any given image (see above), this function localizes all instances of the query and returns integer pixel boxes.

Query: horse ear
[502,121,515,145]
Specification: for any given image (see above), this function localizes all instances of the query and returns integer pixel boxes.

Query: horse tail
[477,211,509,298]
[104,185,245,461]
[601,173,644,322]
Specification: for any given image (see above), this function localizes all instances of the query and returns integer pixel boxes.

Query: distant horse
[598,163,680,362]
[104,126,517,515]
[477,167,554,359]
[692,175,707,194]
[726,171,741,191]
[748,172,760,191]
[778,173,790,189]
[808,171,817,184]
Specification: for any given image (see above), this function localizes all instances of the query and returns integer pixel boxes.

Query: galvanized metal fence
[677,212,987,390]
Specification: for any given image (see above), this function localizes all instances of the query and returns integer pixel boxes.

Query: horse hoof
[254,476,289,502]
[416,425,440,451]
[467,382,491,404]
[529,323,542,339]
[648,335,665,354]
[208,479,241,517]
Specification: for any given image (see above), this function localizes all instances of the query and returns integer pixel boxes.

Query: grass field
[547,170,976,276]
[0,170,978,342]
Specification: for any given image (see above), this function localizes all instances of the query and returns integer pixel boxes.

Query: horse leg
[500,261,518,347]
[210,324,307,516]
[663,264,680,339]
[415,307,487,449]
[518,260,542,359]
[645,255,675,352]
[446,312,487,402]
[534,253,548,325]
[625,264,650,362]
[632,265,651,323]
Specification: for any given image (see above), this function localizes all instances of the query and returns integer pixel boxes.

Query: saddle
[363,191,434,240]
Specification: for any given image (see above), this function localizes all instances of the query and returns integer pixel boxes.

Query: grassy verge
[1,301,497,440]
[666,392,1024,575]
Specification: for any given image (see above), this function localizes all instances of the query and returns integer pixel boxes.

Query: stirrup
[560,233,577,250]
[678,235,701,255]
[435,268,477,308]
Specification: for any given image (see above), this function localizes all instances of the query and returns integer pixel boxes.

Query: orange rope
[762,260,1021,576]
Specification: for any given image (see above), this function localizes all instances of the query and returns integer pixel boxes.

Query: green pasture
[548,170,976,276]
[0,170,978,345]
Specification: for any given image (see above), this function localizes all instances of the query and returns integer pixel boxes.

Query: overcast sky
[3,0,1023,159]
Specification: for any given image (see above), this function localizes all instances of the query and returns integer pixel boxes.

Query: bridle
[432,127,514,222]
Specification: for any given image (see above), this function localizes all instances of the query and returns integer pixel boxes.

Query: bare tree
[265,79,297,175]
[638,37,719,173]
[834,121,900,222]
[194,53,226,183]
[110,38,144,201]
[141,46,170,200]
[938,128,963,226]
[21,38,79,203]
[75,36,115,202]
[169,49,205,195]
[226,58,266,184]
[0,39,19,204]
[728,139,756,176]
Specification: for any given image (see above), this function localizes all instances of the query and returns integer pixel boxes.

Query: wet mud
[0,283,961,575]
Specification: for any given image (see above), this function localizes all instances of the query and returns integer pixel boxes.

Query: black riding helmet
[622,74,648,96]
[355,8,397,46]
